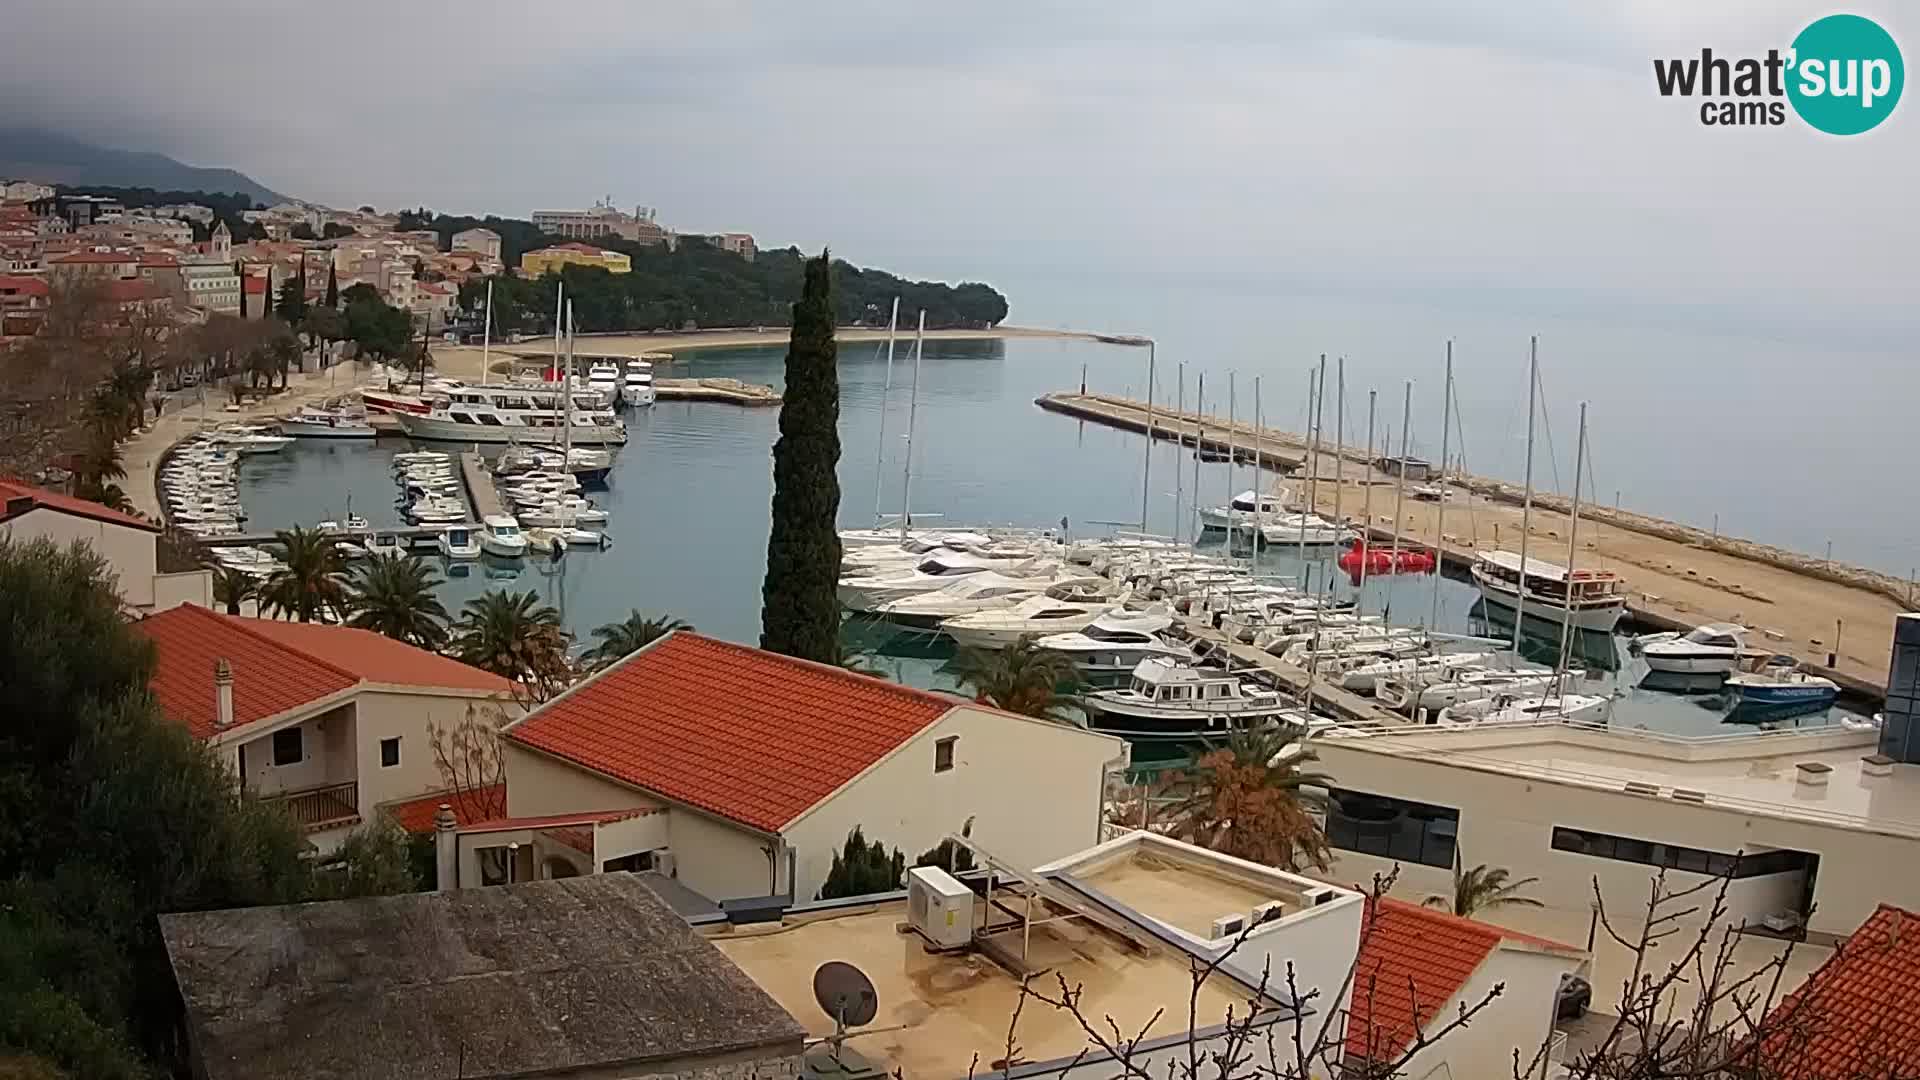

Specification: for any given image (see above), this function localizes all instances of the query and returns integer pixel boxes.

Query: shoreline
[441,324,1117,365]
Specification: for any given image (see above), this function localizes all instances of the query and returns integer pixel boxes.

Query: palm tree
[450,589,573,701]
[260,526,349,622]
[71,429,126,491]
[952,638,1082,723]
[586,610,690,668]
[346,556,450,648]
[1152,724,1334,872]
[1424,857,1544,918]
[211,566,258,616]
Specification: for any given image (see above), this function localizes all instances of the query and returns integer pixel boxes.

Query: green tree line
[51,184,267,243]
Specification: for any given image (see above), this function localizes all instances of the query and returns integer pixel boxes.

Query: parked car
[1556,973,1592,1021]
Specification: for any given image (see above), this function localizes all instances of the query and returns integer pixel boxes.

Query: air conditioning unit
[652,849,676,877]
[1301,886,1341,907]
[906,866,973,949]
[1210,913,1247,940]
[1251,900,1287,926]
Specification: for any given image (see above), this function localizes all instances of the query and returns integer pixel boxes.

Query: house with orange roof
[1754,903,1920,1079]
[1,477,210,612]
[1344,896,1588,1079]
[448,630,1129,904]
[134,604,517,853]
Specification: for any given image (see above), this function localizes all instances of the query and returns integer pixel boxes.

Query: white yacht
[1033,610,1192,676]
[621,360,656,407]
[1437,693,1609,727]
[206,424,293,454]
[436,525,482,560]
[480,515,529,559]
[279,407,376,439]
[363,533,408,562]
[586,360,621,401]
[392,383,628,445]
[1377,667,1559,713]
[837,553,1045,612]
[1198,489,1291,532]
[1635,623,1760,675]
[1081,657,1301,742]
[939,591,1123,651]
[1470,551,1627,632]
[1257,514,1348,547]
[1339,651,1495,695]
[518,499,609,528]
[876,575,1104,629]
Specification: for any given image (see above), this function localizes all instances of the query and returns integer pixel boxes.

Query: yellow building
[519,242,631,277]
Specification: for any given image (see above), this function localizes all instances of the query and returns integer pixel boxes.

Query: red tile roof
[505,632,955,833]
[49,250,135,264]
[242,275,268,294]
[0,476,157,532]
[136,606,509,739]
[1758,904,1920,1079]
[459,808,655,834]
[381,784,507,834]
[0,275,49,298]
[1346,898,1581,1062]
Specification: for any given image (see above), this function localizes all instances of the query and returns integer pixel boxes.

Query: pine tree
[759,251,843,662]
[324,262,339,309]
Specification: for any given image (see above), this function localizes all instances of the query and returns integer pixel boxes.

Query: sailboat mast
[1513,336,1539,657]
[872,297,900,526]
[899,310,925,541]
[480,279,493,387]
[563,302,575,459]
[1388,381,1412,616]
[1190,373,1204,551]
[1330,357,1344,601]
[551,282,564,383]
[1140,341,1155,534]
[1174,364,1185,545]
[1296,367,1313,565]
[1357,390,1376,604]
[1252,375,1262,577]
[1226,374,1237,547]
[1429,341,1453,630]
[1555,402,1589,697]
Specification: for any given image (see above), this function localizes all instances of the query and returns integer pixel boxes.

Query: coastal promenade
[1041,392,1904,694]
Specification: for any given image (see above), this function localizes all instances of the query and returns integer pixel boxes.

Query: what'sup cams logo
[1654,13,1903,134]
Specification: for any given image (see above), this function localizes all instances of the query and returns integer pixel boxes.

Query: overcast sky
[3,1,1914,333]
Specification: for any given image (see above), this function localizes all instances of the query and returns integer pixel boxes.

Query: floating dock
[1041,391,1901,698]
[1182,620,1409,727]
[654,378,781,406]
[460,452,505,519]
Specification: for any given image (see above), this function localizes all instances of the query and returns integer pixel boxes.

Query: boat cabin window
[477,414,503,426]
[1085,624,1151,643]
[451,413,477,425]
[1034,608,1081,620]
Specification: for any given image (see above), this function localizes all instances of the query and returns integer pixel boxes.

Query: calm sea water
[232,336,1869,739]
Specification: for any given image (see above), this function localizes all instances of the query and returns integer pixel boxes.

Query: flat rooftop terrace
[710,903,1271,1079]
[1333,723,1918,836]
[1078,852,1283,939]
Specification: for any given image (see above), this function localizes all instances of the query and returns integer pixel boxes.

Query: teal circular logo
[1787,14,1904,135]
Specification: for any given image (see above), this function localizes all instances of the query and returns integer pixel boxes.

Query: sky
[2,1,1915,336]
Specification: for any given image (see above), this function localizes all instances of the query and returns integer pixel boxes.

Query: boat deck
[1042,391,1901,697]
[1180,620,1409,727]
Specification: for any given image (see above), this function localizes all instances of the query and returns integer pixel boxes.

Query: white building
[181,262,241,315]
[1302,718,1919,1009]
[446,630,1131,903]
[1,179,55,201]
[135,605,517,853]
[450,226,501,260]
[0,479,209,614]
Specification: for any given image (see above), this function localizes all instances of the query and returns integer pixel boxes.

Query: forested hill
[425,211,1009,332]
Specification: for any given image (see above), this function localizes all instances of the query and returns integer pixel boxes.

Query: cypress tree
[235,260,248,318]
[324,262,339,309]
[759,251,843,662]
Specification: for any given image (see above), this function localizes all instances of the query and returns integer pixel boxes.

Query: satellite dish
[813,961,879,1030]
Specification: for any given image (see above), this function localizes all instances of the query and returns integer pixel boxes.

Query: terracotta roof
[136,606,508,739]
[242,275,268,294]
[0,275,49,298]
[138,253,180,268]
[1346,898,1581,1062]
[49,249,135,264]
[0,476,157,531]
[381,784,507,833]
[505,632,955,833]
[1757,904,1920,1079]
[459,808,655,834]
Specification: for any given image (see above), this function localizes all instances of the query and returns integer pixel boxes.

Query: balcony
[262,781,361,832]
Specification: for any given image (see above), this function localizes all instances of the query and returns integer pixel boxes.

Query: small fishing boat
[279,406,376,439]
[1377,667,1559,713]
[363,533,408,561]
[1080,656,1303,742]
[1470,551,1627,633]
[1437,693,1609,727]
[1340,651,1495,695]
[437,525,481,560]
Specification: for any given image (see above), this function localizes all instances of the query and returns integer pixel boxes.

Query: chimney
[434,804,460,890]
[1863,754,1896,779]
[213,658,234,729]
[1795,761,1832,790]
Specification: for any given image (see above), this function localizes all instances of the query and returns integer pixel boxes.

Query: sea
[232,328,1876,748]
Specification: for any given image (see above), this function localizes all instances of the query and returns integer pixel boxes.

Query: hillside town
[0,184,754,339]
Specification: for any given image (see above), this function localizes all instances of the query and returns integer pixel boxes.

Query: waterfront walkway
[1045,392,1904,694]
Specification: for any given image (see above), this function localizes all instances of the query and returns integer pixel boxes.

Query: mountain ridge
[0,128,286,205]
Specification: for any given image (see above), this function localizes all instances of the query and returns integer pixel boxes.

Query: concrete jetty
[1183,620,1409,727]
[460,452,504,519]
[1041,391,1902,696]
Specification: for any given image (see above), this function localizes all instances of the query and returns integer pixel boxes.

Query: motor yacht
[480,515,529,558]
[436,525,482,560]
[938,590,1123,650]
[279,407,376,439]
[1470,551,1627,632]
[875,574,1104,629]
[1081,656,1303,742]
[1032,610,1192,677]
[1635,623,1762,675]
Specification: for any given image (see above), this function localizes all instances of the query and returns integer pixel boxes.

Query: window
[934,736,957,773]
[380,737,400,768]
[1324,787,1459,868]
[1550,826,1811,879]
[478,846,511,886]
[271,727,303,766]
[602,851,655,873]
